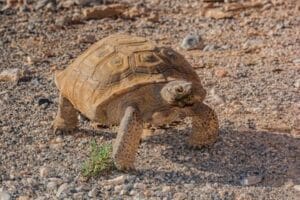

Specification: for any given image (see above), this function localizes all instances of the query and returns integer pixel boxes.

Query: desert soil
[0,0,299,199]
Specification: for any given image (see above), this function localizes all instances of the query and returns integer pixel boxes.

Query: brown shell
[55,34,205,118]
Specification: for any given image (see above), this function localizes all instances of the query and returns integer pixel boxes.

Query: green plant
[81,140,114,177]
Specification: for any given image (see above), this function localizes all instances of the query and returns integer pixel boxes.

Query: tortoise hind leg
[187,103,219,147]
[53,94,78,134]
[113,106,143,170]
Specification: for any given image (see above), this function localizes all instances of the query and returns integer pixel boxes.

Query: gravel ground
[0,0,299,199]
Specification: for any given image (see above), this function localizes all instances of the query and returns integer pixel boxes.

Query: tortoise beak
[177,94,194,107]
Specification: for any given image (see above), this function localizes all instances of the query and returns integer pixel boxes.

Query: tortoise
[53,34,219,170]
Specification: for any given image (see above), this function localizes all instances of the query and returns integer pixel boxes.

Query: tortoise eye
[175,86,183,93]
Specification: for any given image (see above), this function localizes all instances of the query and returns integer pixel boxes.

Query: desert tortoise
[53,34,219,170]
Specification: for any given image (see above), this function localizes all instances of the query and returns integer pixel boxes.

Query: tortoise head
[160,80,195,107]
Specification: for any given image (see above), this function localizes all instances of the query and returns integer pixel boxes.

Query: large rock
[83,4,128,20]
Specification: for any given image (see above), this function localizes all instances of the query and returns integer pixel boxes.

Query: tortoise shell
[55,34,206,119]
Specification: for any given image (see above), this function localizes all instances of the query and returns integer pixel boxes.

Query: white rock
[56,183,70,197]
[210,88,226,105]
[114,185,123,192]
[0,191,11,200]
[105,175,126,185]
[88,187,98,197]
[129,190,137,196]
[35,0,54,10]
[119,189,127,195]
[133,183,146,190]
[58,0,76,8]
[55,16,71,26]
[0,68,22,82]
[47,182,58,191]
[174,192,187,200]
[235,193,254,200]
[183,183,194,189]
[294,185,300,192]
[16,196,30,200]
[181,34,204,50]
[39,167,49,178]
[162,186,171,193]
[240,175,262,186]
[55,136,63,143]
[48,177,63,184]
[73,192,84,200]
[293,58,300,65]
[203,44,218,52]
[294,79,300,89]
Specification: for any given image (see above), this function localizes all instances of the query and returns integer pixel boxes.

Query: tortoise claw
[119,165,135,171]
[53,127,74,135]
[187,142,208,150]
[113,161,135,171]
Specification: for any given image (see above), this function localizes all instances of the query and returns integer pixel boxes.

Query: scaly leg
[113,106,143,170]
[187,103,219,147]
[52,94,78,134]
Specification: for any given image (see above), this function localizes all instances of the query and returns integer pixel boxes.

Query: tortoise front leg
[187,103,219,148]
[113,106,143,170]
[52,94,78,134]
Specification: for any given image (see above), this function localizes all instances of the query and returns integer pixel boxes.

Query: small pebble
[58,0,76,9]
[235,193,254,200]
[181,34,204,50]
[73,192,84,200]
[294,79,300,88]
[240,175,263,186]
[114,185,123,193]
[47,181,58,191]
[129,190,137,196]
[55,136,64,143]
[147,12,159,22]
[55,16,71,26]
[294,185,300,192]
[203,44,218,52]
[77,34,96,44]
[183,183,194,189]
[123,183,133,194]
[39,166,49,178]
[0,68,23,82]
[16,196,30,200]
[0,191,11,200]
[162,186,171,193]
[105,175,126,185]
[56,183,70,197]
[293,58,300,65]
[35,0,55,10]
[119,189,127,195]
[210,88,226,105]
[133,183,146,190]
[88,187,98,197]
[174,192,187,200]
[215,68,228,78]
[26,56,34,65]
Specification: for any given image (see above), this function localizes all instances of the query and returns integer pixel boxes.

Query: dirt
[0,0,299,199]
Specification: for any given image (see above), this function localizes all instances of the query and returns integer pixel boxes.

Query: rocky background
[0,0,299,199]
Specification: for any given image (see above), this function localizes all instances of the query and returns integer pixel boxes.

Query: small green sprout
[81,140,114,177]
